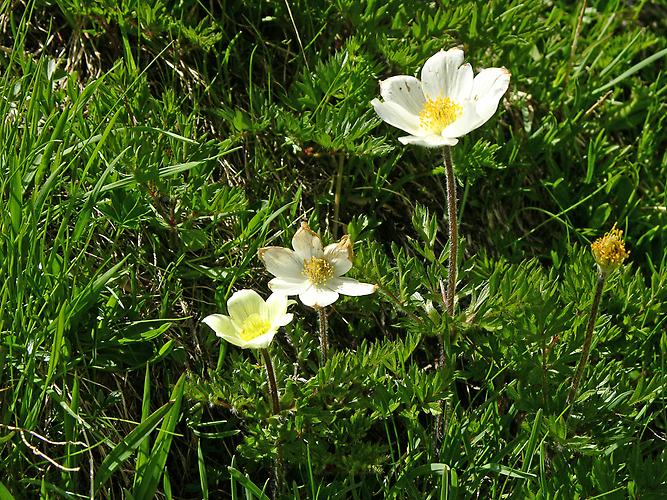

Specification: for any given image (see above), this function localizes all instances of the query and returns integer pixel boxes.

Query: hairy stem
[443,145,458,320]
[333,154,345,239]
[437,145,459,449]
[261,349,280,415]
[316,306,329,363]
[566,273,606,420]
[261,348,283,494]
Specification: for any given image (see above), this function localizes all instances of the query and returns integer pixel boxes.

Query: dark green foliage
[1,0,666,498]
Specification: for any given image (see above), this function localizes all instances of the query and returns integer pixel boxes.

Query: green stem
[261,349,280,415]
[566,273,606,420]
[443,145,458,321]
[261,348,283,494]
[316,306,329,363]
[333,154,344,239]
[437,146,459,449]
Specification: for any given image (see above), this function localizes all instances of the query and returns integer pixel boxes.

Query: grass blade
[94,399,176,492]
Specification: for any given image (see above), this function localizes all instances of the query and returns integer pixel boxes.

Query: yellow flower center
[239,313,271,341]
[591,225,629,275]
[418,97,462,134]
[303,257,334,286]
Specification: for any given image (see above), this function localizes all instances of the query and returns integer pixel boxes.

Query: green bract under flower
[202,290,293,349]
[258,222,377,308]
[371,48,511,148]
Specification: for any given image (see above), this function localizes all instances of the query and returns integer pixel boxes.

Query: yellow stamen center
[303,257,334,286]
[418,97,462,134]
[591,225,629,275]
[239,313,271,341]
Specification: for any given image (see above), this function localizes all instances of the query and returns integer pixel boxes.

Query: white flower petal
[265,292,290,321]
[299,285,339,308]
[371,99,424,137]
[324,238,353,277]
[329,277,377,297]
[268,277,310,295]
[398,134,458,148]
[471,67,511,103]
[379,75,426,115]
[203,314,237,337]
[440,101,482,138]
[227,289,264,323]
[243,331,277,349]
[451,62,474,102]
[470,67,511,123]
[292,222,324,260]
[258,246,303,279]
[442,68,510,138]
[420,48,465,100]
[275,313,293,327]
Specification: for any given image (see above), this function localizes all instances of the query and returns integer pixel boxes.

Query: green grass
[1,0,666,497]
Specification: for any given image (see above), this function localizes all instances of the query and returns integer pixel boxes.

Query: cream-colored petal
[323,239,353,276]
[274,313,294,328]
[243,330,276,349]
[268,277,310,295]
[265,292,290,322]
[379,76,426,115]
[298,285,339,308]
[202,314,238,337]
[217,332,252,349]
[398,134,458,148]
[371,99,424,137]
[258,246,303,279]
[227,289,264,323]
[329,277,377,297]
[420,48,465,100]
[292,222,324,260]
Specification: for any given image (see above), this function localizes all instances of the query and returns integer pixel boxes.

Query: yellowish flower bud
[591,224,629,276]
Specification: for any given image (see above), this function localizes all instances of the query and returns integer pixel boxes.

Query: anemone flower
[371,47,510,148]
[258,222,377,308]
[202,289,293,349]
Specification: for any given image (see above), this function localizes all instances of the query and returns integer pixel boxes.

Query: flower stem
[261,348,283,494]
[443,145,458,321]
[316,306,329,363]
[333,153,345,239]
[437,145,459,449]
[261,348,280,415]
[566,273,606,421]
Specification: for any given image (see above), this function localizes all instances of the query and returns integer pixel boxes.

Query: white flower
[371,47,511,148]
[202,290,293,349]
[258,222,377,308]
